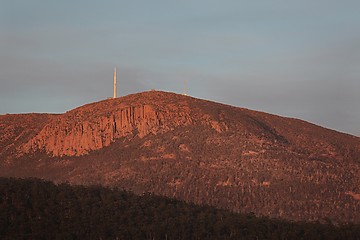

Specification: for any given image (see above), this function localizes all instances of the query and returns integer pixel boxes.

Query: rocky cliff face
[22,103,192,156]
[20,91,232,157]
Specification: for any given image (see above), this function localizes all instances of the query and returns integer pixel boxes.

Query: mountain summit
[1,91,360,223]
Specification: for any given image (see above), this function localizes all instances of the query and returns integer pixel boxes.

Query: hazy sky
[1,0,359,136]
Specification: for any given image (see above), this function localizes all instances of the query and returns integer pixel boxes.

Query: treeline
[0,177,359,240]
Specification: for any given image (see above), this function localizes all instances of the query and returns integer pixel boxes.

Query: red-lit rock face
[22,103,193,156]
[22,105,161,156]
[20,92,201,156]
[19,91,235,157]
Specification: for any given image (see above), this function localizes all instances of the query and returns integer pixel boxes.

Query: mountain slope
[0,113,57,162]
[1,91,360,223]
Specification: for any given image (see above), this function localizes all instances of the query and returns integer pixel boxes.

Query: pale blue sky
[1,0,359,135]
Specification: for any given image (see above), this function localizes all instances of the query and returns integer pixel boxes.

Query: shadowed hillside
[1,177,360,240]
[1,91,360,223]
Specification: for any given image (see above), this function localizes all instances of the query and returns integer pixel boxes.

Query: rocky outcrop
[20,91,230,157]
[22,104,193,157]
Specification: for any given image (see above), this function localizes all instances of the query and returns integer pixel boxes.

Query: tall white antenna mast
[113,67,117,99]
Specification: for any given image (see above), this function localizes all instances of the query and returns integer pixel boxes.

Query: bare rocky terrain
[1,91,360,223]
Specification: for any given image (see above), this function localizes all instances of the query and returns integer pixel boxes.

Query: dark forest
[1,177,359,240]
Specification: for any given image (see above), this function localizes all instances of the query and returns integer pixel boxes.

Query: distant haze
[1,1,359,136]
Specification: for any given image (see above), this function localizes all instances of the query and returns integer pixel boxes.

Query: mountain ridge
[13,91,360,159]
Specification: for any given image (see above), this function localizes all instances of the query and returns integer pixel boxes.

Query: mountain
[1,91,360,223]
